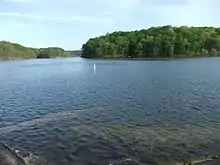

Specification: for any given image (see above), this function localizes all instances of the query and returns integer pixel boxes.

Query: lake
[0,57,220,165]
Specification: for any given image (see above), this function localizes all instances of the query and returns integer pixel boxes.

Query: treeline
[0,41,72,60]
[37,47,70,58]
[82,26,220,58]
[68,50,82,56]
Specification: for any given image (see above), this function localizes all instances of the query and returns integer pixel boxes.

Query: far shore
[0,56,79,61]
[1,55,220,61]
[82,55,220,61]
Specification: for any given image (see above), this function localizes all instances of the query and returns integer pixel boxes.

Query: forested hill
[82,26,220,58]
[0,41,37,60]
[0,41,72,60]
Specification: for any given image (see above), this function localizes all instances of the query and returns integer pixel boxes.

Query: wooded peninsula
[0,41,78,60]
[82,26,220,58]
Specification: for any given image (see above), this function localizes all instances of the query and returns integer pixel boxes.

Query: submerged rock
[0,143,26,165]
[0,142,41,165]
[181,154,220,165]
[111,159,139,165]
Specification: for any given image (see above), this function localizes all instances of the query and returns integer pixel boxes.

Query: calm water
[1,57,220,165]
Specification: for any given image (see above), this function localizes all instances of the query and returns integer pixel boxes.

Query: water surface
[1,57,220,165]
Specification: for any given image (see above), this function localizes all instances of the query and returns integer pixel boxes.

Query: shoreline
[82,55,220,61]
[1,55,220,61]
[0,56,78,61]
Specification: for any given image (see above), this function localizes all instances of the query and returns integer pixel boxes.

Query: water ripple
[1,58,220,164]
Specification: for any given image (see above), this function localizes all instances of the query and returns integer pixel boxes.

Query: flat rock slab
[0,142,26,165]
[194,159,220,165]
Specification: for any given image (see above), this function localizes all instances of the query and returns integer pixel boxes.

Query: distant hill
[0,41,74,60]
[37,47,71,59]
[67,50,82,57]
[0,41,37,60]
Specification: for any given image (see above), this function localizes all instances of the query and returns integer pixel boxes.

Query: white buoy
[94,64,96,70]
[93,64,96,74]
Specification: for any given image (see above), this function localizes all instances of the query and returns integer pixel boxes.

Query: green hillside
[0,41,73,60]
[0,41,37,60]
[82,26,220,58]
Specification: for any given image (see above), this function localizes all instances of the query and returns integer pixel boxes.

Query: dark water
[1,57,220,165]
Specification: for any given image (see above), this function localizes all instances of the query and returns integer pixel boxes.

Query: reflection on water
[1,57,220,165]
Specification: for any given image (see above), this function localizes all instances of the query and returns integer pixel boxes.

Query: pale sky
[0,0,219,50]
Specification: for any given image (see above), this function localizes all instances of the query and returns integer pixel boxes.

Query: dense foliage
[82,26,220,58]
[0,41,72,60]
[37,47,70,58]
[0,41,37,60]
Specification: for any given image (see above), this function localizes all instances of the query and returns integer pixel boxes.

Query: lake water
[1,57,220,165]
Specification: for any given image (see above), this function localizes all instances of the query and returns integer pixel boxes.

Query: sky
[0,0,219,50]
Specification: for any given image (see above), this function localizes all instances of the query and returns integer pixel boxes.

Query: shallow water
[1,57,220,165]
